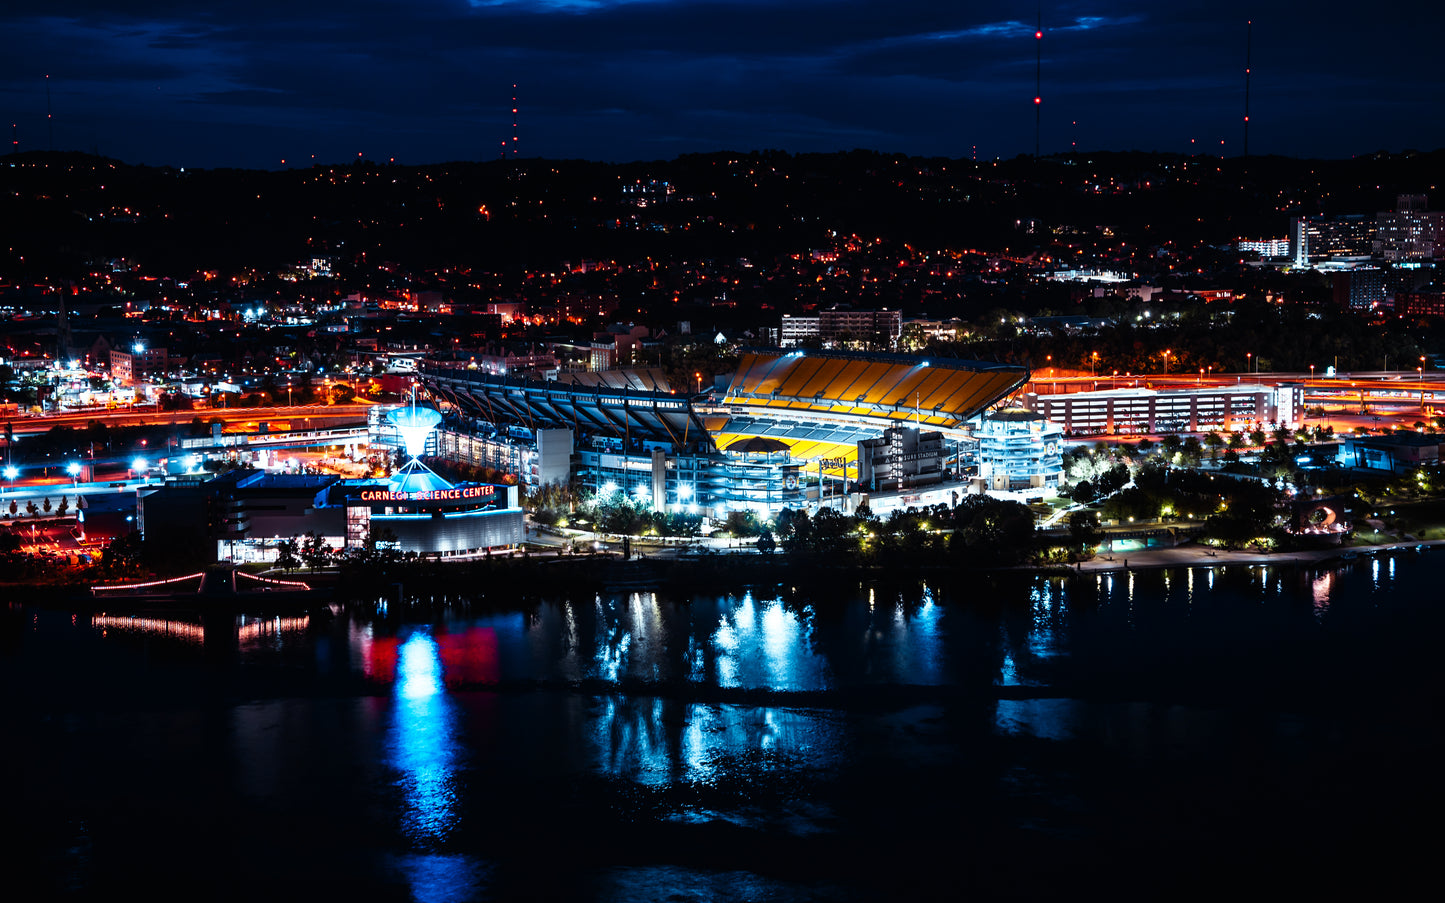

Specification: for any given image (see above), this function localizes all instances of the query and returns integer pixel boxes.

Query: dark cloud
[0,1,1440,168]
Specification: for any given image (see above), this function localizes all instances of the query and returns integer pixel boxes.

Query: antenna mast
[46,74,54,151]
[1243,20,1252,157]
[1034,11,1042,159]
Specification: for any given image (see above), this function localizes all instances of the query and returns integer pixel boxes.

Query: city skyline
[3,1,1442,170]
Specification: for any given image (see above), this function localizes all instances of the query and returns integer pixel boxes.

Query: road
[4,403,374,437]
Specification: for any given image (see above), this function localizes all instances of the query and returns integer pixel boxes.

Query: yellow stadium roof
[723,349,1029,430]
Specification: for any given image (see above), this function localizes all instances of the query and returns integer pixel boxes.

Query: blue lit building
[139,406,522,562]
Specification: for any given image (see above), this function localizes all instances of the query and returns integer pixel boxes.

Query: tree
[722,509,763,537]
[42,497,52,515]
[951,495,1036,565]
[1067,510,1101,556]
[301,531,331,572]
[101,531,144,575]
[1203,431,1224,454]
[275,538,301,572]
[756,531,776,554]
[1180,437,1205,466]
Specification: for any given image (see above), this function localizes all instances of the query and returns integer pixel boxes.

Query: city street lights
[67,462,80,486]
[287,383,293,407]
[3,465,15,498]
[1162,349,1171,375]
[1247,352,1253,374]
[1310,364,1315,380]
[1090,351,1098,378]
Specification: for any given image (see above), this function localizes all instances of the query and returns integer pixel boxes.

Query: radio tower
[46,74,54,151]
[1034,10,1042,159]
[1243,20,1252,157]
[511,84,518,157]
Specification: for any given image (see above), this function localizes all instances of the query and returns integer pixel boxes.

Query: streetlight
[67,462,80,486]
[1162,349,1171,375]
[1310,364,1315,380]
[287,383,293,407]
[1090,351,1098,378]
[1247,352,1252,374]
[695,371,701,394]
[3,465,15,499]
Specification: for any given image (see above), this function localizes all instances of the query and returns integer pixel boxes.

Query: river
[5,551,1444,900]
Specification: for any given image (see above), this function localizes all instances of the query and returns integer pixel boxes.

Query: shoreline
[9,539,1441,607]
[1059,538,1445,574]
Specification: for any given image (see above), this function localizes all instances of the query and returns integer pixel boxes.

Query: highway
[3,402,374,437]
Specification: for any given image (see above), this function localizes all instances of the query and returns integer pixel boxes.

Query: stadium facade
[417,349,1031,517]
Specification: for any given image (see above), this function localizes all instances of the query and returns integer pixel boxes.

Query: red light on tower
[1035,97,1041,105]
[1035,30,1042,39]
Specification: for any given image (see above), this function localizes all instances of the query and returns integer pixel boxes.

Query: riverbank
[12,536,1438,610]
[1066,538,1445,573]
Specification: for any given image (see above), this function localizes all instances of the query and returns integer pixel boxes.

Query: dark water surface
[5,554,1445,900]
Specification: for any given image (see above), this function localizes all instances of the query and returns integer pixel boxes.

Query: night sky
[3,1,1441,170]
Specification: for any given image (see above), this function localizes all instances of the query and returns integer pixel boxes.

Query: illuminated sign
[360,486,496,503]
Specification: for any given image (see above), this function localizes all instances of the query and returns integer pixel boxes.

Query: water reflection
[597,699,842,785]
[713,593,831,690]
[389,629,463,847]
[1311,570,1335,620]
[384,629,486,903]
[995,698,1078,742]
[92,613,206,644]
[18,554,1445,901]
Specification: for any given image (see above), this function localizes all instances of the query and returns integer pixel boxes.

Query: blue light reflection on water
[389,629,462,846]
[385,629,488,903]
[584,697,844,790]
[990,552,1437,742]
[712,592,832,691]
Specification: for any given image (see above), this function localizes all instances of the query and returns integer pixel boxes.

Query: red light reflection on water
[362,627,499,685]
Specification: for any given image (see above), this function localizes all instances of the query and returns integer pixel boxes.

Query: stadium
[417,348,1033,517]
